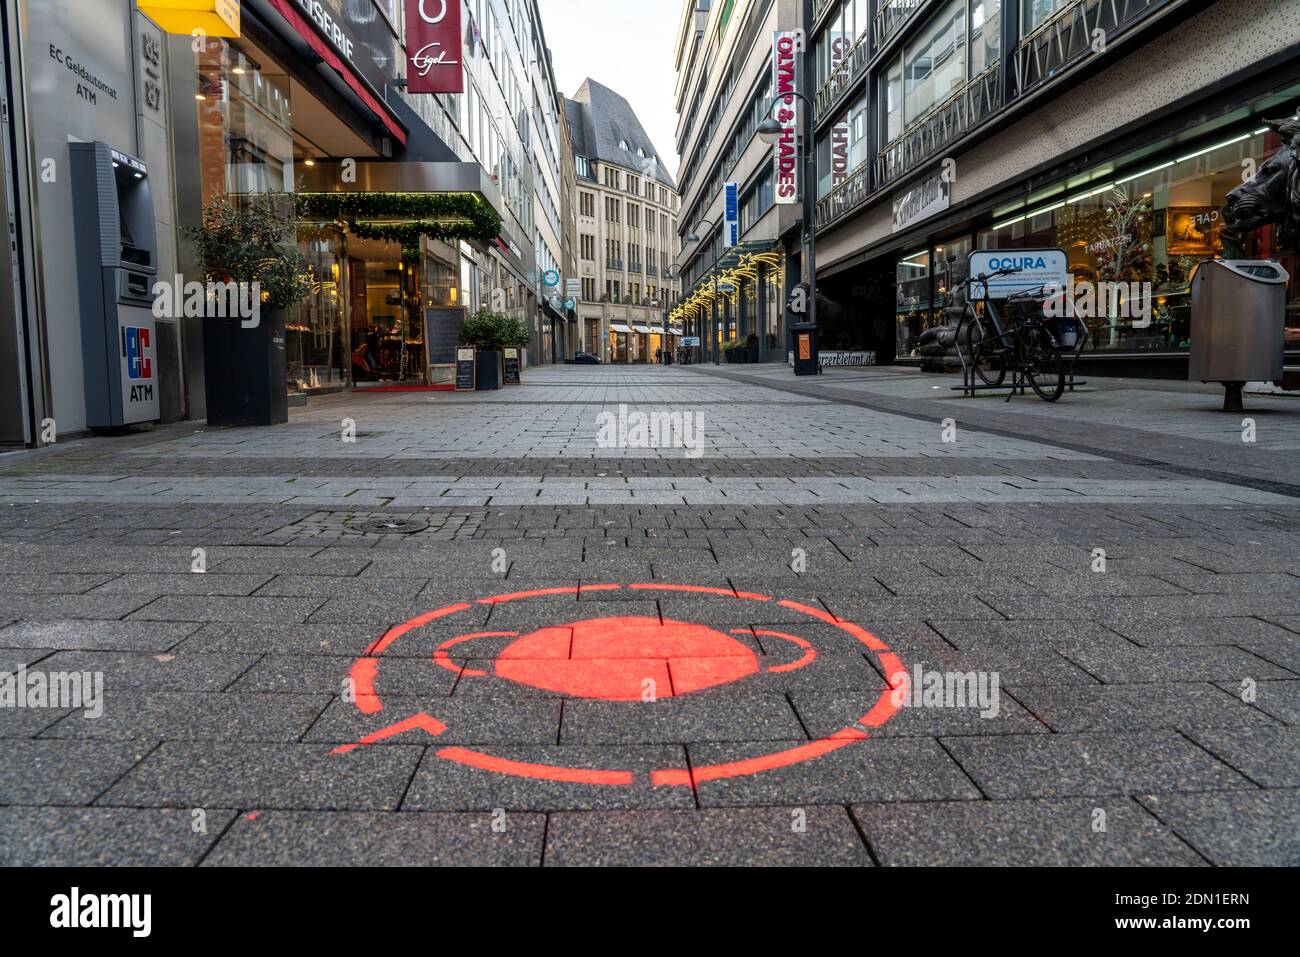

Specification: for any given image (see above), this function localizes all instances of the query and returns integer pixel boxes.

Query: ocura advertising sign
[772,30,802,206]
[406,0,463,94]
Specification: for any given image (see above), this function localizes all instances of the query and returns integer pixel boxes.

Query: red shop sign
[405,0,463,94]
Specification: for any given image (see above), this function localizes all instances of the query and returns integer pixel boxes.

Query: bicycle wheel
[1023,327,1066,402]
[962,319,1005,388]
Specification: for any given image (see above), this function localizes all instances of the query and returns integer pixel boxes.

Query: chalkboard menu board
[425,308,466,365]
[503,348,521,384]
[455,348,476,392]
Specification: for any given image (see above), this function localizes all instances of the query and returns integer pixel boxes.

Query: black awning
[542,298,566,322]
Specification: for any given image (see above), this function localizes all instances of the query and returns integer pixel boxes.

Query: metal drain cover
[351,518,429,534]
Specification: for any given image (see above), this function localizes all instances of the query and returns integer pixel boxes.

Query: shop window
[977,125,1300,354]
[895,249,932,358]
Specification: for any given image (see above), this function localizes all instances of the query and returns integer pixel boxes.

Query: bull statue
[1223,108,1300,253]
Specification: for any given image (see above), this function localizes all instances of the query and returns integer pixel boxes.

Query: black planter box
[476,350,502,390]
[202,305,288,428]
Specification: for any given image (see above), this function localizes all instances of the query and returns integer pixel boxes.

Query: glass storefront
[978,124,1299,354]
[891,118,1300,359]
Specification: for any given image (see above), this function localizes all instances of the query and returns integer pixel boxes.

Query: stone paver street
[1,364,1298,866]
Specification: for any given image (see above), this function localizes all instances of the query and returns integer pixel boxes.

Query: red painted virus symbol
[335,584,908,787]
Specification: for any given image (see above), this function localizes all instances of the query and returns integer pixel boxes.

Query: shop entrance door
[347,238,426,385]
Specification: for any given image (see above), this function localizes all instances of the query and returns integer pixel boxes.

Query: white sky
[535,0,682,178]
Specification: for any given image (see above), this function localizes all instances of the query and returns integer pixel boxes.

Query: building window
[579,191,595,217]
[606,197,621,222]
[1021,0,1067,35]
[580,234,595,260]
[582,277,596,301]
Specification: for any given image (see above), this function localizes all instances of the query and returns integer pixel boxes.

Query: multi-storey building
[676,0,1300,376]
[673,0,803,363]
[0,0,581,445]
[566,80,682,363]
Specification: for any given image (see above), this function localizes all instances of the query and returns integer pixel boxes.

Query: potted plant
[460,310,529,390]
[187,193,312,427]
[745,332,760,363]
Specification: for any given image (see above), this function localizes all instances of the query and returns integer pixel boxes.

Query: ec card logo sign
[723,182,739,248]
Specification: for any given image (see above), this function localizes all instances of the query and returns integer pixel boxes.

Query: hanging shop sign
[772,30,802,206]
[139,0,240,38]
[723,182,739,248]
[405,0,464,94]
[829,32,852,189]
[891,168,950,233]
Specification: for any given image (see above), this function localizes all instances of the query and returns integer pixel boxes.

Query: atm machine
[70,141,160,429]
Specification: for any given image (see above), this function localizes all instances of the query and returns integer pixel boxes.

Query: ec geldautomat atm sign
[405,0,463,94]
[138,0,240,38]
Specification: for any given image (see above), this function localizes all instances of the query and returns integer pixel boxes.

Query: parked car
[571,352,602,365]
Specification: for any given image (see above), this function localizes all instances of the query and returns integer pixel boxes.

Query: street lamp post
[758,84,818,376]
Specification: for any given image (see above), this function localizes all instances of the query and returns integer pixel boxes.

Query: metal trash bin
[1189,259,1289,412]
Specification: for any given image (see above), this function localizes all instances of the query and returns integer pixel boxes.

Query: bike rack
[952,310,1089,399]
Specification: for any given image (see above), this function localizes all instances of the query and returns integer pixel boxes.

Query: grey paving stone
[30,650,260,691]
[90,573,274,596]
[2,594,157,620]
[99,742,423,811]
[852,798,1205,866]
[0,621,200,650]
[986,594,1300,620]
[545,806,873,866]
[689,737,981,807]
[0,705,76,739]
[254,575,429,601]
[0,647,54,671]
[40,691,330,743]
[792,690,1045,738]
[560,694,805,744]
[943,731,1253,798]
[128,595,327,623]
[0,807,237,866]
[1060,644,1296,683]
[203,810,545,866]
[1158,573,1300,595]
[0,573,119,594]
[174,622,392,657]
[0,740,149,804]
[1214,679,1300,724]
[926,619,1119,649]
[1007,682,1279,732]
[1137,789,1300,866]
[228,655,455,697]
[307,597,493,628]
[1104,616,1299,647]
[304,695,561,746]
[401,744,695,811]
[1183,726,1300,787]
[210,556,374,577]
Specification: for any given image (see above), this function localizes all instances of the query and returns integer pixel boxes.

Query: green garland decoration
[295,191,501,240]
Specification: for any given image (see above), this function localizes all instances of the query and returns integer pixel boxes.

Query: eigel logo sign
[405,0,463,93]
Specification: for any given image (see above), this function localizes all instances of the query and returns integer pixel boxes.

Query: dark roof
[565,79,676,191]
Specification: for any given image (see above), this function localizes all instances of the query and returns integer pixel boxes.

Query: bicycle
[954,267,1067,403]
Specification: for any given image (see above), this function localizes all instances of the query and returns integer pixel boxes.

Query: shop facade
[805,0,1300,377]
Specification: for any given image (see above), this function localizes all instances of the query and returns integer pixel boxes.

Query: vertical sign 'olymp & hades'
[406,0,463,94]
[772,30,802,205]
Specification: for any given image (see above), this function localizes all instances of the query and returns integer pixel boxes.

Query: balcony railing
[1013,0,1168,98]
[874,0,923,52]
[874,62,999,191]
[815,162,872,229]
[606,259,623,270]
[629,262,643,274]
[813,31,871,120]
